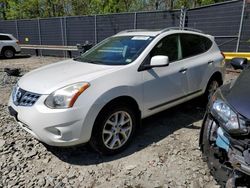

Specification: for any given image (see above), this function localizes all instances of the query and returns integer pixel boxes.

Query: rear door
[180,33,213,93]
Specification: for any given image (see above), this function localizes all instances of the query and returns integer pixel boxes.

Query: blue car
[200,58,250,187]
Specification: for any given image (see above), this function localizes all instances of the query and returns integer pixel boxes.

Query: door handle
[208,60,214,65]
[179,68,187,73]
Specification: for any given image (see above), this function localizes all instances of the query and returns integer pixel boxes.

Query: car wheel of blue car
[201,114,233,186]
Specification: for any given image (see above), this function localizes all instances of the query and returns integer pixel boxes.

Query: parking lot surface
[0,56,238,187]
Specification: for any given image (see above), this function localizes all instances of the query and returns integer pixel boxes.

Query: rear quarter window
[0,35,12,41]
[180,34,212,58]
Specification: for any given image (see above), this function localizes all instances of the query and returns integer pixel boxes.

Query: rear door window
[0,35,12,40]
[180,34,212,58]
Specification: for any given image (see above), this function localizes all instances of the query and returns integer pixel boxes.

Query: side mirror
[231,58,248,70]
[150,55,169,67]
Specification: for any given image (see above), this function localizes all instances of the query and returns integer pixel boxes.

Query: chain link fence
[0,0,249,57]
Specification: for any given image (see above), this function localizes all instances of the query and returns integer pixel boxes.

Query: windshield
[75,36,153,65]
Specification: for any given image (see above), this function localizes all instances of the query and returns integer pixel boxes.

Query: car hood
[18,59,122,94]
[223,67,250,119]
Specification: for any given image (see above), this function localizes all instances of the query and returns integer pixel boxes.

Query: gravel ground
[0,56,239,188]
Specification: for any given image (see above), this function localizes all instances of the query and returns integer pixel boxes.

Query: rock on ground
[0,56,239,187]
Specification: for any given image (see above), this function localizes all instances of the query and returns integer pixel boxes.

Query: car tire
[3,48,15,59]
[201,115,233,186]
[203,79,220,104]
[90,102,137,155]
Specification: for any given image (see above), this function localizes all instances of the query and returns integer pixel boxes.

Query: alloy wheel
[102,111,133,150]
[4,49,14,58]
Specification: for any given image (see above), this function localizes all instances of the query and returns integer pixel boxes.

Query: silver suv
[9,28,226,155]
[0,33,21,58]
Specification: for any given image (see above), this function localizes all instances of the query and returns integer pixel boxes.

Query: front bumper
[206,113,250,176]
[8,94,92,147]
[15,45,21,53]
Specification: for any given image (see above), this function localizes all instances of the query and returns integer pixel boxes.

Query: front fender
[79,86,142,143]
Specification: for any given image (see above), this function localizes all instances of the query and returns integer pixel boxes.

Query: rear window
[180,34,212,58]
[0,35,12,41]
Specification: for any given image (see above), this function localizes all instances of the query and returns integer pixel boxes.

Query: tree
[0,1,7,20]
[173,0,226,9]
[0,0,228,20]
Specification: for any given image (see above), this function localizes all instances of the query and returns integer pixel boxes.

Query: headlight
[12,84,18,101]
[211,98,248,135]
[45,82,90,109]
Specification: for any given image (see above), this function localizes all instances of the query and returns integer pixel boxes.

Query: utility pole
[179,6,187,29]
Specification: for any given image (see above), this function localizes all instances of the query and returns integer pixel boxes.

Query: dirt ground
[0,56,239,188]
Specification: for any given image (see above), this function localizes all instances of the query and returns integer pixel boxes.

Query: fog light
[46,127,62,137]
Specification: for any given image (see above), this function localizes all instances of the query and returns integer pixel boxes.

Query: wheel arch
[88,95,142,154]
[80,91,142,144]
[202,71,223,94]
[1,46,16,54]
[208,71,223,86]
[98,95,141,117]
[92,95,142,129]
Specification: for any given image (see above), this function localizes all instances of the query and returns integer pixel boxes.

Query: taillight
[16,40,19,44]
[221,52,225,59]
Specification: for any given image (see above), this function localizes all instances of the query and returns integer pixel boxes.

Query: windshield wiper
[73,57,104,65]
[88,60,105,65]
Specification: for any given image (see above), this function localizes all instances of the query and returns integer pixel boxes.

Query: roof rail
[160,27,203,34]
[117,29,156,34]
[117,27,203,35]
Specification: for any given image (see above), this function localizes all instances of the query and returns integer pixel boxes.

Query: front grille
[13,86,41,106]
[19,92,40,106]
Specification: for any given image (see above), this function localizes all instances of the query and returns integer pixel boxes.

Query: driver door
[142,34,189,115]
